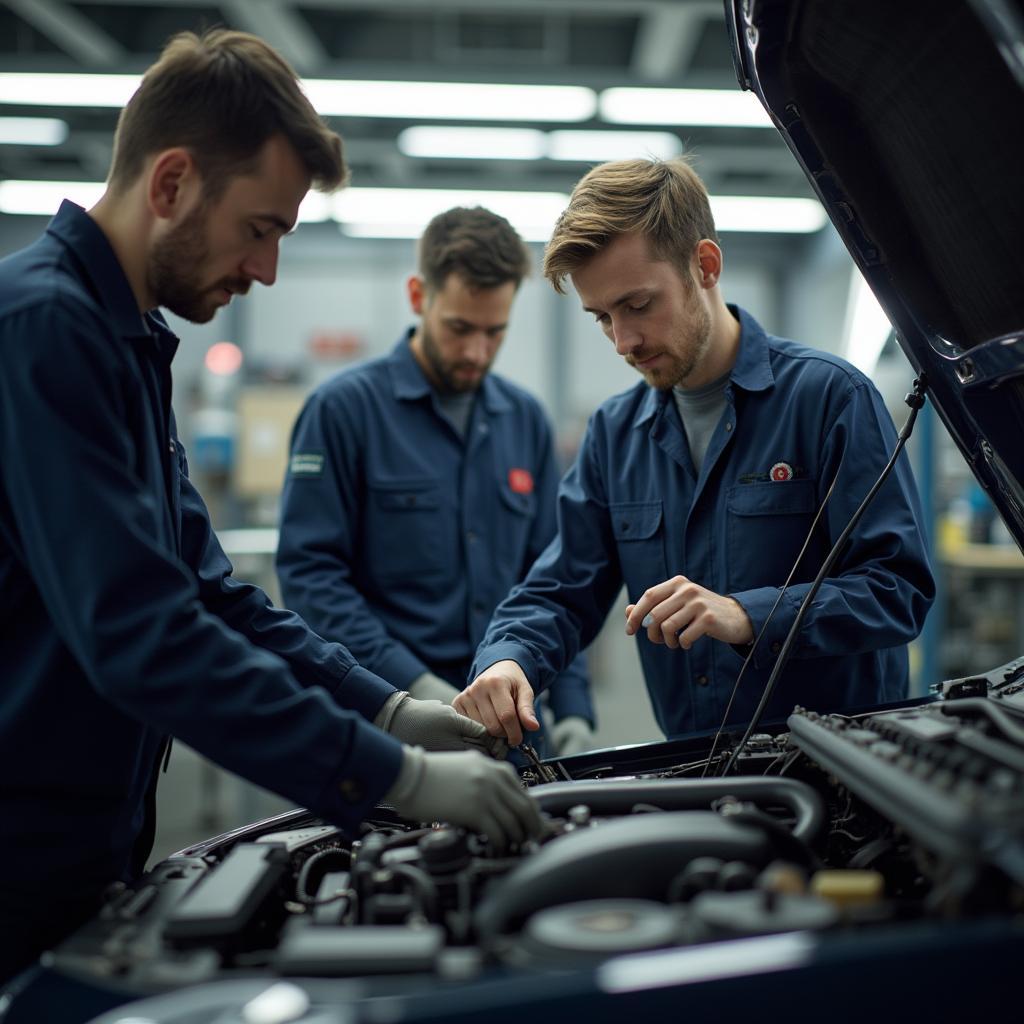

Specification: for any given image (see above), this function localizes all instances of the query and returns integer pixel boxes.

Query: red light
[205,341,243,376]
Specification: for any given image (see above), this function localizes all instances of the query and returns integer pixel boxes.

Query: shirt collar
[386,329,511,413]
[633,304,774,429]
[46,200,154,341]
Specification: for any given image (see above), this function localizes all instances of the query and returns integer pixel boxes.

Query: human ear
[694,239,723,289]
[147,148,196,221]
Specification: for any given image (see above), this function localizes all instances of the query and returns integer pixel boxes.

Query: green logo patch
[289,452,325,478]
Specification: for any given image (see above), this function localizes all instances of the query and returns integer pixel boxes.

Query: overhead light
[334,187,570,243]
[0,117,68,145]
[710,195,827,233]
[304,79,597,122]
[0,72,598,123]
[398,126,682,163]
[0,180,827,238]
[601,87,775,128]
[398,126,546,160]
[547,130,681,162]
[0,179,104,215]
[0,73,139,107]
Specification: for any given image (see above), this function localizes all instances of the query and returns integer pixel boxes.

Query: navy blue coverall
[276,333,594,744]
[473,307,935,738]
[0,202,403,981]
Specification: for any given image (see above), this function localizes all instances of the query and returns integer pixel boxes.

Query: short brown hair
[544,157,718,293]
[108,29,346,198]
[418,206,530,293]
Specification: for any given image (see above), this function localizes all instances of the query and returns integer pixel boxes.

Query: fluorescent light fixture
[0,181,827,238]
[710,195,827,233]
[0,73,139,107]
[0,117,68,146]
[303,79,596,122]
[601,87,775,128]
[843,269,893,375]
[398,126,546,160]
[547,130,681,162]
[0,72,597,123]
[0,179,104,216]
[334,187,570,244]
[398,126,681,162]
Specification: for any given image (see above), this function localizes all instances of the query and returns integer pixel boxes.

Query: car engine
[43,662,1024,1022]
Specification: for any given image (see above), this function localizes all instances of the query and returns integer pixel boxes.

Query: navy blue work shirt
[473,307,935,738]
[276,333,593,725]
[0,202,403,968]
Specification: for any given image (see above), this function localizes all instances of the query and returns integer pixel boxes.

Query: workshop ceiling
[0,0,810,202]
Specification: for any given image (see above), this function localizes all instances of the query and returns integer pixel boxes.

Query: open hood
[727,0,1024,548]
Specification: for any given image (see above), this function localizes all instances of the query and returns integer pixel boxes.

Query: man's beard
[420,323,487,395]
[634,297,713,391]
[147,202,248,324]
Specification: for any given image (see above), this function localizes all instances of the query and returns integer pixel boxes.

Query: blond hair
[544,157,718,293]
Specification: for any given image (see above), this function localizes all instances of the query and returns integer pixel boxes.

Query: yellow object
[810,869,884,909]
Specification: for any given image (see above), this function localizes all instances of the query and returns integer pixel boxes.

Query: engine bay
[44,664,1024,1022]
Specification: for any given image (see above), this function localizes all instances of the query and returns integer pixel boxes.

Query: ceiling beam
[632,3,721,81]
[5,0,124,67]
[219,0,327,74]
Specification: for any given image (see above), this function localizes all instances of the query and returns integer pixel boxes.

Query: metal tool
[518,742,559,784]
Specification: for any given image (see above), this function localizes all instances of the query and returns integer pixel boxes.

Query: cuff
[327,663,398,721]
[730,586,800,670]
[374,646,431,693]
[310,722,405,831]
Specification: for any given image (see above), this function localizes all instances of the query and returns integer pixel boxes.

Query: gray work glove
[407,671,462,705]
[375,691,508,759]
[552,715,596,757]
[386,746,543,851]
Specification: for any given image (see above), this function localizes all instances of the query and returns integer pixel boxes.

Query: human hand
[551,715,595,757]
[374,691,507,758]
[625,575,754,649]
[386,747,543,851]
[452,659,539,748]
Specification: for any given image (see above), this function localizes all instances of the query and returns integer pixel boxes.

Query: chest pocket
[726,479,817,591]
[366,478,445,580]
[610,500,667,600]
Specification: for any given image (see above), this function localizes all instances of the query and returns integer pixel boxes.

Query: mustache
[212,278,251,297]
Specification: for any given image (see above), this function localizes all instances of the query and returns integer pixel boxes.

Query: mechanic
[454,157,935,746]
[0,30,539,989]
[277,206,596,758]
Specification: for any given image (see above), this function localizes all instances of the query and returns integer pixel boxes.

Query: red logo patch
[770,462,794,482]
[508,468,534,494]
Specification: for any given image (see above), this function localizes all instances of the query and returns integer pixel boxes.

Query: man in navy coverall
[0,29,538,990]
[277,206,595,757]
[453,157,935,747]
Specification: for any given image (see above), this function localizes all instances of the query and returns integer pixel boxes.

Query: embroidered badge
[508,468,534,494]
[289,452,325,478]
[770,462,794,482]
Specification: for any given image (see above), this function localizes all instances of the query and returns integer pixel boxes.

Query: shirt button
[466,530,477,543]
[338,779,363,803]
[696,674,709,686]
[725,422,733,432]
[771,642,781,654]
[620,521,631,532]
[473,601,486,614]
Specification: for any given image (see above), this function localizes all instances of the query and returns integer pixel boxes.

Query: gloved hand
[374,691,508,759]
[552,715,596,757]
[386,746,543,851]
[407,671,462,705]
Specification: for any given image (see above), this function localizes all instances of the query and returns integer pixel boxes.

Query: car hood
[727,0,1024,548]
